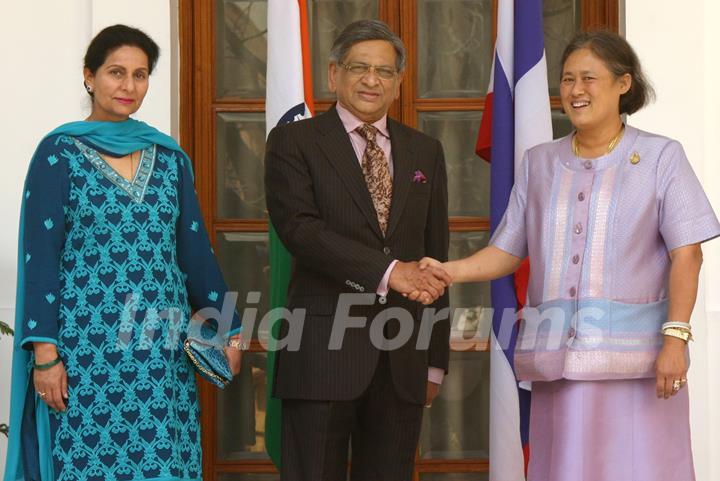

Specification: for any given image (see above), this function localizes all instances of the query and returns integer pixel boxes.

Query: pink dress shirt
[336,102,444,386]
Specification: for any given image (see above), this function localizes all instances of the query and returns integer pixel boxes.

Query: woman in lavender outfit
[421,31,720,481]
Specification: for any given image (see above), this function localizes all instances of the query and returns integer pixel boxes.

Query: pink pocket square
[412,170,427,183]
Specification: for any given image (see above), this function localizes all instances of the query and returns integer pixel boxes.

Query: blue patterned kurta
[19,134,238,481]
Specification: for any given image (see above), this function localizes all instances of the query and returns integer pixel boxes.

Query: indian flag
[264,0,314,468]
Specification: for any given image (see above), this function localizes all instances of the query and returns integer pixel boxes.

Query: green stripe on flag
[265,222,291,467]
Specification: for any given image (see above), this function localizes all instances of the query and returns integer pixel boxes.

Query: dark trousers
[280,352,424,481]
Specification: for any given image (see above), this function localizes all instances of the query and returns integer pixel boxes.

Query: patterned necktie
[356,123,392,235]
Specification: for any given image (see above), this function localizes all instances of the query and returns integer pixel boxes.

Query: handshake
[388,258,451,305]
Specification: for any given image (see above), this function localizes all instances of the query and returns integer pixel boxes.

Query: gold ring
[672,380,682,392]
[38,392,47,398]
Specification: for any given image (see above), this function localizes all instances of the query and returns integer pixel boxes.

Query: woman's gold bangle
[662,327,693,343]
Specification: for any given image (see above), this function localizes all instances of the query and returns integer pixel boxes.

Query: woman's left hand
[655,337,688,399]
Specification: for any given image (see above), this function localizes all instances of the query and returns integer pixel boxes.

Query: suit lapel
[316,107,384,238]
[385,119,414,239]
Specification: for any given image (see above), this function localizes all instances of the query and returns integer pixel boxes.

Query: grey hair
[328,19,407,72]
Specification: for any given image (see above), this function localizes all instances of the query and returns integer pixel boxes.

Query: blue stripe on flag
[514,0,546,83]
[489,55,519,367]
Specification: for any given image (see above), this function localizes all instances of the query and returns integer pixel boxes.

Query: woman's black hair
[83,24,160,94]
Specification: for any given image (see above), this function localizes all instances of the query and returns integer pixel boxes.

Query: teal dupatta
[4,119,190,481]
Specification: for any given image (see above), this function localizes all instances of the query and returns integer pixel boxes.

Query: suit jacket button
[383,247,391,255]
[378,296,387,305]
[345,280,351,286]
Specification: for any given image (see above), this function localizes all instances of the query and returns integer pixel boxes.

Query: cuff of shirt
[20,336,58,351]
[376,260,398,297]
[428,367,444,385]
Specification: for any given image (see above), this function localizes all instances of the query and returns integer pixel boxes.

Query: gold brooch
[630,152,640,164]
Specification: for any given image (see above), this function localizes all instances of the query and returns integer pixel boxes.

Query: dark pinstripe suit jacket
[264,106,450,405]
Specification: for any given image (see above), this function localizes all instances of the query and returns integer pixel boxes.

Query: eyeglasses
[337,62,398,80]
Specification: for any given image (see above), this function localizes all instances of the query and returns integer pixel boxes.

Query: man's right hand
[388,261,452,305]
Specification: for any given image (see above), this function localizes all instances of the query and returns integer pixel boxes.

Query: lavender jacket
[491,125,720,381]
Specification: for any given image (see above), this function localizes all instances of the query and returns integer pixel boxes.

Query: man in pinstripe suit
[265,19,451,481]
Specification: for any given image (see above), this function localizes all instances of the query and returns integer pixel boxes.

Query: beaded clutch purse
[183,335,232,389]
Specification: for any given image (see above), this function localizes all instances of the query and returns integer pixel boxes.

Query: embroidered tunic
[18,134,238,481]
[491,126,720,381]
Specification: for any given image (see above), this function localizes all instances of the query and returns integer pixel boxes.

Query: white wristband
[661,321,691,331]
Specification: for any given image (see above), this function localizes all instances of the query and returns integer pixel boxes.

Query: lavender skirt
[528,378,695,481]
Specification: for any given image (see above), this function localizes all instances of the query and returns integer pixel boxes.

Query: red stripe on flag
[514,258,530,309]
[523,442,531,475]
[476,92,494,162]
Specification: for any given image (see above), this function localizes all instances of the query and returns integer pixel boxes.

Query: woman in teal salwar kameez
[4,25,242,481]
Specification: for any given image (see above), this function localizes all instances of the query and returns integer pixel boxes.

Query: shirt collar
[336,102,390,139]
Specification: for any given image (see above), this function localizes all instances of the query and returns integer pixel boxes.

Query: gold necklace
[572,124,625,158]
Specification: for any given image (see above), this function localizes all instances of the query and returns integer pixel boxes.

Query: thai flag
[476,1,552,479]
[265,0,315,468]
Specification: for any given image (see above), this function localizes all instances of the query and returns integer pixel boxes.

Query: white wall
[0,0,176,475]
[626,1,720,480]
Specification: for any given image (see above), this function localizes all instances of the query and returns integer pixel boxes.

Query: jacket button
[383,247,391,255]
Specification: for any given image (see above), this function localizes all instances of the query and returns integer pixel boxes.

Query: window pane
[216,352,273,460]
[418,0,493,98]
[417,111,489,217]
[449,231,491,350]
[420,232,491,459]
[216,112,268,219]
[552,110,574,139]
[418,351,490,459]
[216,0,268,98]
[420,474,489,481]
[215,232,271,341]
[309,0,379,99]
[544,0,580,96]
